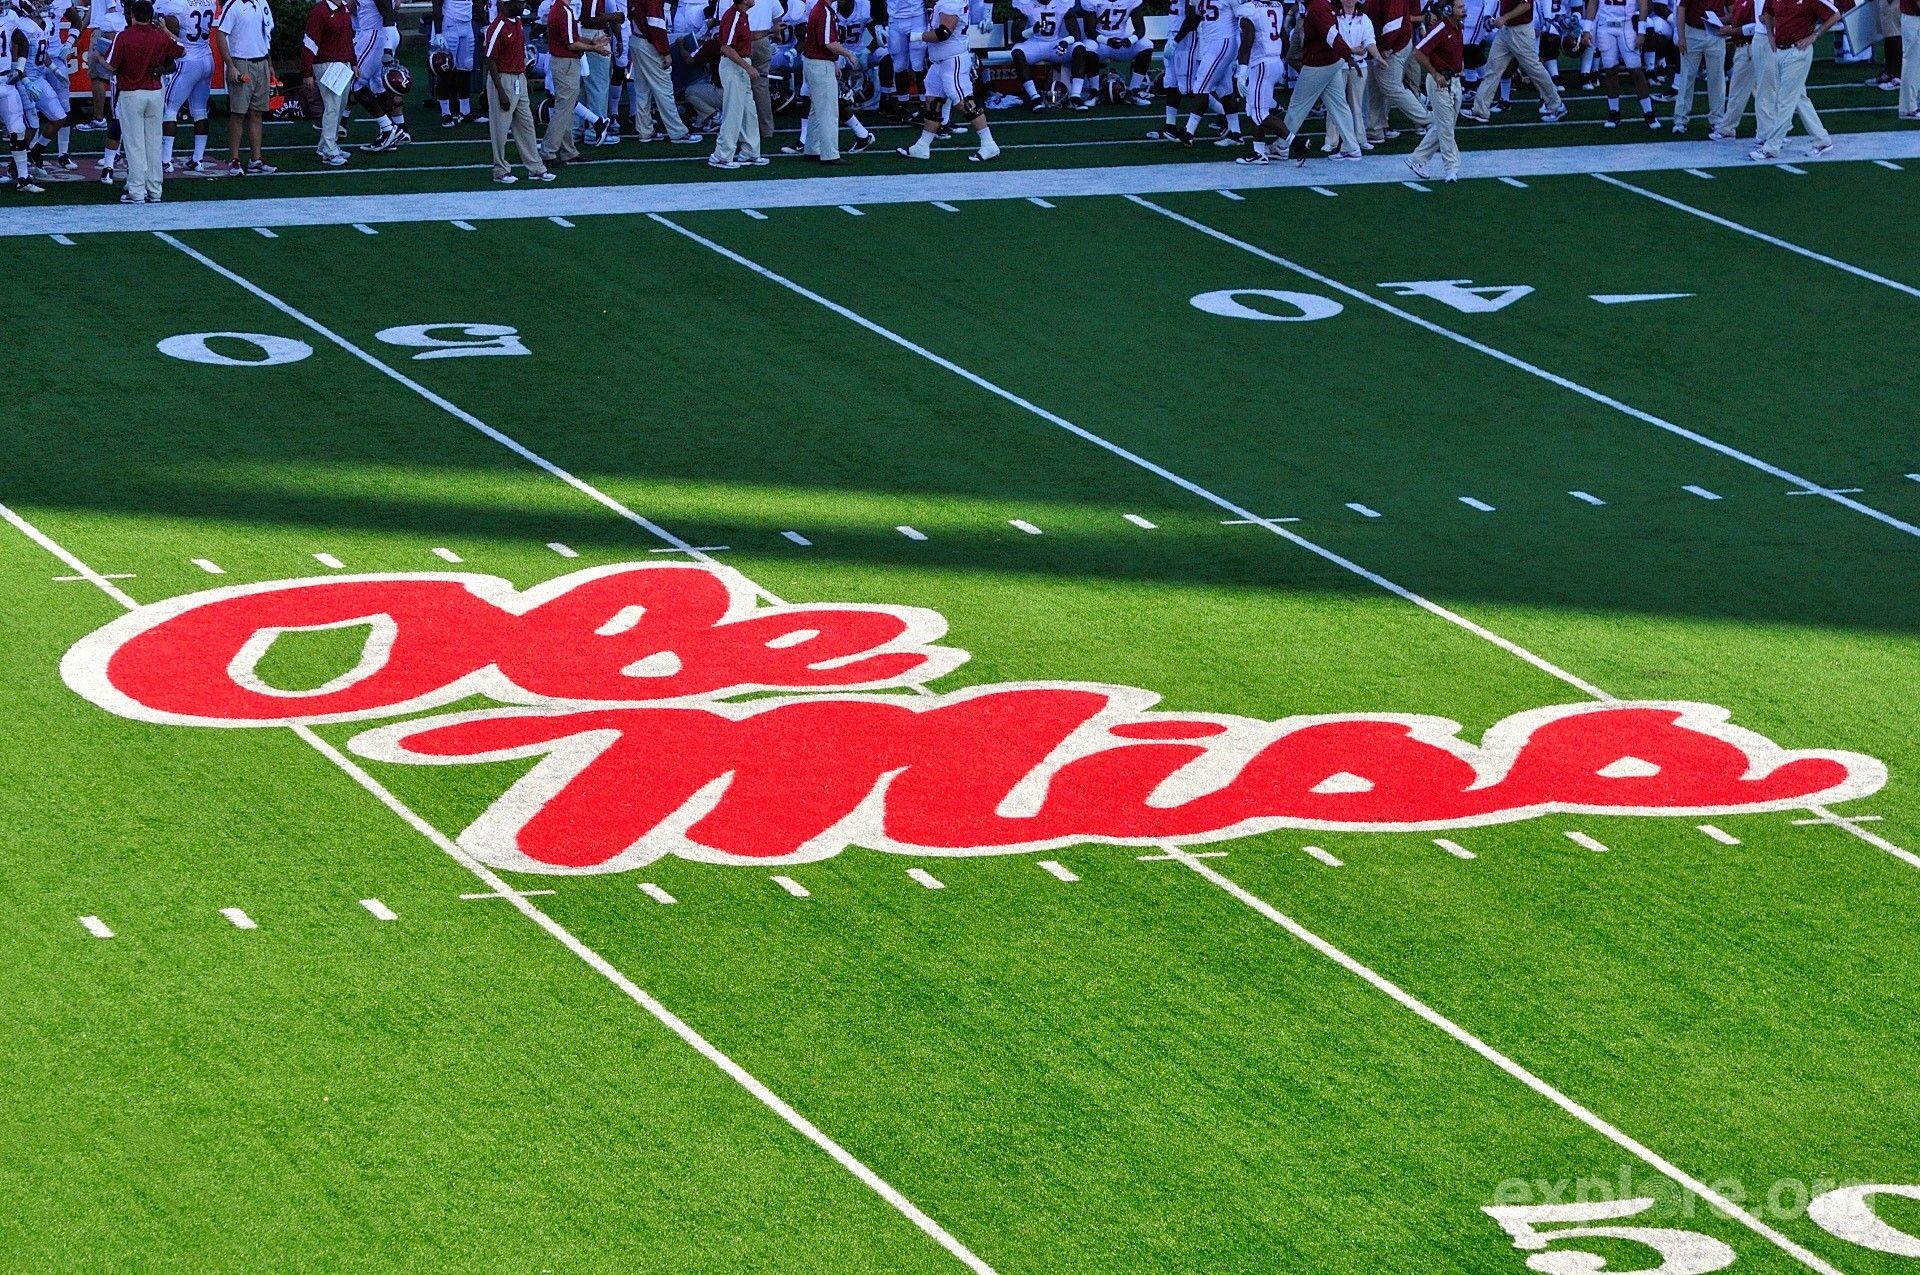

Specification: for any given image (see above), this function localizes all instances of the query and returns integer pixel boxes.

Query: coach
[800,0,854,161]
[302,0,355,164]
[748,0,776,142]
[216,0,275,174]
[540,0,607,165]
[485,0,553,181]
[629,0,693,140]
[1364,0,1429,143]
[1467,0,1565,122]
[1753,0,1837,158]
[711,0,761,167]
[1670,0,1727,133]
[106,0,182,202]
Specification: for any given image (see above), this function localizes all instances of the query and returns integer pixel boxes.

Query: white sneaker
[1405,157,1430,179]
[1806,140,1834,157]
[1707,127,1732,140]
[707,155,740,168]
[1747,146,1776,161]
[969,140,1000,162]
[492,171,519,183]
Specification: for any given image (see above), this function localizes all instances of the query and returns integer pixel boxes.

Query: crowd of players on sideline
[3,0,1916,192]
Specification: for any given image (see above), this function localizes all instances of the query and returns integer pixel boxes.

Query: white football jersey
[886,0,927,28]
[1081,0,1139,38]
[1593,0,1632,20]
[442,0,476,27]
[1013,0,1070,38]
[1189,0,1236,42]
[87,0,124,34]
[353,0,384,33]
[840,0,871,42]
[921,0,966,53]
[1236,0,1285,54]
[157,0,215,48]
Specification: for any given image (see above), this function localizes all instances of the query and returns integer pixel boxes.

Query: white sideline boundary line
[0,497,997,1275]
[1151,844,1848,1275]
[1128,196,1920,546]
[13,130,1920,238]
[1593,172,1920,302]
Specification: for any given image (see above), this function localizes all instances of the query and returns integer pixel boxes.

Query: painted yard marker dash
[452,220,476,230]
[431,546,463,563]
[1499,176,1529,188]
[1777,164,1807,175]
[1685,168,1715,179]
[254,226,279,237]
[1434,838,1476,860]
[191,558,225,574]
[742,208,768,220]
[1028,196,1055,208]
[1459,496,1496,512]
[1009,519,1042,535]
[897,525,928,540]
[907,867,946,890]
[1303,845,1344,868]
[772,874,811,898]
[1907,474,1920,483]
[79,915,114,938]
[1037,859,1079,882]
[313,552,345,569]
[1569,490,1607,505]
[51,234,76,246]
[360,897,398,921]
[1218,189,1245,201]
[1682,485,1722,501]
[1401,181,1430,193]
[549,215,576,227]
[639,882,677,905]
[781,530,812,546]
[1124,513,1158,529]
[1875,160,1904,171]
[932,201,959,212]
[352,223,378,235]
[1346,502,1381,518]
[1698,824,1742,846]
[547,541,579,557]
[1309,185,1339,198]
[221,906,258,929]
[839,204,865,216]
[1564,831,1610,853]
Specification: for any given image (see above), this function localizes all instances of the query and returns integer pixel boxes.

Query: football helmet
[383,63,412,95]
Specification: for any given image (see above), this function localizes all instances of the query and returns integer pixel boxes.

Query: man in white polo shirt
[215,0,276,173]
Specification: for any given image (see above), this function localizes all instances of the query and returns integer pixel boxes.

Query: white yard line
[639,882,678,904]
[1433,838,1477,860]
[1697,824,1741,846]
[1594,172,1920,302]
[772,874,812,897]
[360,897,399,920]
[1564,830,1611,853]
[1152,843,1848,1275]
[908,867,946,890]
[1037,859,1080,882]
[222,906,259,929]
[79,914,115,938]
[0,499,997,1275]
[1302,845,1344,867]
[1129,196,1920,546]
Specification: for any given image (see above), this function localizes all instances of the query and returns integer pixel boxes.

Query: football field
[6,154,1920,1272]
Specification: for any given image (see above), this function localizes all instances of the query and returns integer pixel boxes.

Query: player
[1230,0,1286,160]
[351,0,410,150]
[1080,0,1153,104]
[836,0,878,108]
[881,0,928,111]
[156,0,212,170]
[894,0,996,158]
[13,2,76,176]
[430,0,479,123]
[1009,0,1078,108]
[1164,0,1245,146]
[1585,0,1660,125]
[2,1,47,190]
[1146,0,1189,133]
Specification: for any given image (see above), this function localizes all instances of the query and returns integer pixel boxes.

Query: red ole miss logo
[62,563,1886,873]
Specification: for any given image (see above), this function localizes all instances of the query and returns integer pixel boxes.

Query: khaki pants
[488,71,547,177]
[1756,40,1827,153]
[315,61,348,159]
[1718,42,1754,131]
[543,54,582,161]
[803,55,840,159]
[714,57,760,161]
[117,86,164,198]
[1283,61,1357,155]
[1473,25,1563,116]
[1672,26,1725,129]
[1411,72,1459,173]
[750,34,775,137]
[1365,43,1430,135]
[630,44,689,138]
[1902,12,1920,114]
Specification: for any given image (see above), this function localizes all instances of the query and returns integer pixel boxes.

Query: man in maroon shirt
[627,0,696,139]
[105,0,184,202]
[795,0,857,160]
[1670,0,1728,132]
[484,0,554,181]
[1364,0,1432,142]
[1407,0,1463,179]
[1277,0,1360,161]
[1752,0,1838,157]
[302,0,357,165]
[540,0,609,164]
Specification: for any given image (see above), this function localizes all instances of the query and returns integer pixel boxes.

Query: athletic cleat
[181,158,202,173]
[588,118,611,146]
[848,133,874,152]
[391,128,412,148]
[1806,140,1834,157]
[1405,157,1431,179]
[780,144,808,155]
[1464,109,1492,123]
[361,130,394,152]
[1605,110,1621,128]
[1212,131,1243,147]
[76,118,106,131]
[247,160,278,174]
[162,160,177,174]
[16,178,45,193]
[1747,146,1776,161]
[1645,113,1661,129]
[1027,97,1051,111]
[441,114,458,127]
[322,152,350,166]
[1540,107,1567,122]
[99,165,113,184]
[968,143,999,162]
[1707,127,1733,139]
[1068,95,1090,110]
[1234,149,1269,165]
[52,155,78,170]
[1330,150,1362,161]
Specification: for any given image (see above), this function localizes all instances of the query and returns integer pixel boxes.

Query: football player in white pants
[1081,0,1154,103]
[1585,0,1660,124]
[156,0,212,169]
[352,0,409,149]
[1,3,45,190]
[895,0,997,157]
[13,3,72,177]
[1902,0,1919,118]
[1166,0,1244,145]
[430,0,478,122]
[882,0,928,109]
[1009,0,1079,107]
[1230,0,1287,160]
[1148,0,1190,133]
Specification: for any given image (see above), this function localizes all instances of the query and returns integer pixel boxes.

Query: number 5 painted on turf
[1483,1199,1737,1275]
[374,323,530,361]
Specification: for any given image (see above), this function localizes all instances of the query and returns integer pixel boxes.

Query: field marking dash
[360,897,398,920]
[1499,176,1528,188]
[54,573,135,582]
[191,558,225,574]
[1345,502,1381,518]
[932,201,959,212]
[1009,519,1042,534]
[549,215,576,227]
[254,226,278,237]
[1569,490,1606,505]
[743,208,768,219]
[1564,830,1610,853]
[458,888,557,899]
[896,525,928,540]
[1434,838,1476,860]
[1685,167,1715,179]
[639,882,677,904]
[1459,496,1496,512]
[352,222,378,235]
[1310,185,1339,197]
[839,204,865,216]
[1785,486,1863,496]
[547,541,579,557]
[1682,484,1722,501]
[1875,159,1903,170]
[1401,180,1430,192]
[221,906,258,929]
[431,546,463,562]
[772,874,811,897]
[79,915,114,938]
[1124,513,1158,529]
[1027,196,1055,208]
[452,219,476,230]
[1218,189,1245,200]
[907,867,945,890]
[51,233,76,245]
[313,552,345,568]
[781,530,812,546]
[1303,845,1344,867]
[1037,859,1079,882]
[1697,824,1741,846]
[1590,291,1694,305]
[1777,163,1807,175]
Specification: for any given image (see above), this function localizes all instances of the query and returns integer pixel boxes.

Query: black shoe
[849,133,874,152]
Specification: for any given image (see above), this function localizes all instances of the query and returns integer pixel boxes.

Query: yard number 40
[1485,1185,1920,1273]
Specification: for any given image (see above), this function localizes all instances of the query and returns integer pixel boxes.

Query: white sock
[163,134,176,162]
[378,114,394,132]
[458,97,470,115]
[976,124,995,148]
[1070,76,1083,96]
[849,115,870,138]
[193,133,206,160]
[1023,77,1038,99]
[1184,111,1201,132]
[1225,110,1240,132]
[1639,95,1653,115]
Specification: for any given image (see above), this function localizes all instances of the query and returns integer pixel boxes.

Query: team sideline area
[7,0,1920,1263]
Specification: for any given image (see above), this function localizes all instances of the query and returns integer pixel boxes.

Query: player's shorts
[0,81,24,135]
[353,25,386,90]
[1013,35,1073,64]
[447,27,476,70]
[1161,33,1192,90]
[887,19,929,71]
[164,49,214,118]
[1594,16,1634,65]
[1244,53,1283,116]
[1086,33,1150,62]
[1184,33,1236,96]
[924,51,972,100]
